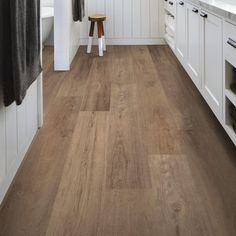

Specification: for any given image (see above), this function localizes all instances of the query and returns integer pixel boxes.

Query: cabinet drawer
[165,0,176,16]
[164,0,168,10]
[223,21,236,57]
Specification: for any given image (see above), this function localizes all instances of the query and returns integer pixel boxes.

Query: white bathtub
[42,7,54,44]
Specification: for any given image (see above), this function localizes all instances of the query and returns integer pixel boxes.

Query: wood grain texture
[106,111,151,189]
[46,112,109,236]
[0,46,236,236]
[80,58,111,111]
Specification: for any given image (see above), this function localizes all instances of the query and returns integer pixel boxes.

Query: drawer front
[164,0,168,10]
[223,21,236,57]
[167,0,176,16]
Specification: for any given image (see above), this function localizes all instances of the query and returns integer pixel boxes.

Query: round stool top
[88,14,106,22]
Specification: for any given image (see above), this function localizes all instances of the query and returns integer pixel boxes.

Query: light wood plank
[80,58,111,111]
[106,111,151,189]
[46,112,109,236]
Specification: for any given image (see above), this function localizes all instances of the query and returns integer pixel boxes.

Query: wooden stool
[87,14,106,57]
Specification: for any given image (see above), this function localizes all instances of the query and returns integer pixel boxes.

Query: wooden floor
[0,46,236,236]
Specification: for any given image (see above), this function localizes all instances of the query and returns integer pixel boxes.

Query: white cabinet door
[176,1,186,64]
[186,3,201,88]
[201,11,223,119]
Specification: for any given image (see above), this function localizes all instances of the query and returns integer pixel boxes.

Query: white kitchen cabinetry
[176,1,186,64]
[169,0,236,144]
[223,21,236,145]
[164,0,176,50]
[200,11,223,119]
[186,3,201,89]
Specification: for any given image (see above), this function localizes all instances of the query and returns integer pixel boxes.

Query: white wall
[80,0,165,45]
[42,0,54,7]
[54,0,80,70]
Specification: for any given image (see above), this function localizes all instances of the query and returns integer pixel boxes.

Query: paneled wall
[80,0,165,45]
[0,79,40,204]
[54,0,80,70]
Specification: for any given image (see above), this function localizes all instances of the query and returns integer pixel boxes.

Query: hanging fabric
[0,0,42,106]
[72,0,85,22]
[0,0,15,106]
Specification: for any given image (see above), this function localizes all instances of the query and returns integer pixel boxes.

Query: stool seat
[88,14,106,22]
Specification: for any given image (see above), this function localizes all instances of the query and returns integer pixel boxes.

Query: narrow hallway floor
[0,46,236,236]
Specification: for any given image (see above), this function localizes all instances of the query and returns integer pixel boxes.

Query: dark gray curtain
[72,0,85,22]
[0,0,42,106]
[0,0,14,106]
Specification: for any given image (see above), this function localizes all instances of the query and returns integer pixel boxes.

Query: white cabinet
[186,3,201,89]
[201,11,223,119]
[176,1,186,64]
[172,1,235,144]
[166,0,176,16]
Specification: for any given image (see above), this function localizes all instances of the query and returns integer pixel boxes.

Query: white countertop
[187,0,236,22]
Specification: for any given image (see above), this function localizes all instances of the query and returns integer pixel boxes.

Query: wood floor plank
[57,49,94,98]
[97,189,163,236]
[42,47,54,75]
[150,154,212,236]
[111,58,135,85]
[150,154,236,236]
[130,46,185,155]
[45,112,109,236]
[110,83,138,113]
[80,58,111,111]
[106,111,151,189]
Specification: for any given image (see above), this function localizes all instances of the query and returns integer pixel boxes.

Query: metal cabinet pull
[169,1,174,5]
[200,12,208,18]
[227,38,236,49]
[179,1,184,5]
[192,8,198,13]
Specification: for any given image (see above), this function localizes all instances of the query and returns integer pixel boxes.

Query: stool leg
[97,22,103,57]
[101,22,106,51]
[87,21,95,54]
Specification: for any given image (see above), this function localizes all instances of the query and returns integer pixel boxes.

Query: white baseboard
[80,38,166,46]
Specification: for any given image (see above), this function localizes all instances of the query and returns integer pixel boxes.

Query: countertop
[186,0,236,22]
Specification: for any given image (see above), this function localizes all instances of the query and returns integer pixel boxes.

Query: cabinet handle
[169,1,174,5]
[179,1,184,5]
[192,8,198,13]
[227,38,236,49]
[200,12,208,18]
[164,0,168,2]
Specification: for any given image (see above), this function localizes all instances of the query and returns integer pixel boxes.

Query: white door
[186,3,201,89]
[201,11,223,119]
[176,0,186,64]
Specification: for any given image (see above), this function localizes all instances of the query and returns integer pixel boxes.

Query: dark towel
[0,0,42,106]
[230,83,236,94]
[229,104,236,121]
[232,120,236,133]
[72,0,85,22]
[0,0,15,106]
